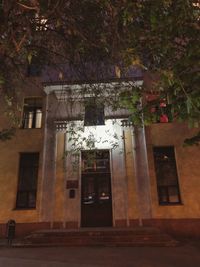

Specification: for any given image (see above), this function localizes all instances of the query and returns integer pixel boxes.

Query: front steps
[15,227,179,247]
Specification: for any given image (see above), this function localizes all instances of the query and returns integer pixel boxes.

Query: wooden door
[81,150,112,227]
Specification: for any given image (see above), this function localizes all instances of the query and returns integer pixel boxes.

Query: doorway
[81,150,113,227]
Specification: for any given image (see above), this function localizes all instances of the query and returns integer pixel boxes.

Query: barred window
[153,146,181,205]
[16,153,39,209]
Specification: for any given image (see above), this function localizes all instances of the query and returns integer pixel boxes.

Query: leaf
[27,53,32,64]
[184,131,200,146]
[115,65,121,78]
[186,98,192,114]
[0,128,15,141]
[0,75,4,85]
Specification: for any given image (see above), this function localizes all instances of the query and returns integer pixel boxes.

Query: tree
[0,0,199,143]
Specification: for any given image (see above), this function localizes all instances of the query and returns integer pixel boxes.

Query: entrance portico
[40,81,152,229]
[53,118,130,228]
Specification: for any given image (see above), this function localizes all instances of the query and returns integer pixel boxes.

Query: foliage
[0,0,199,143]
[0,128,15,141]
[184,131,200,146]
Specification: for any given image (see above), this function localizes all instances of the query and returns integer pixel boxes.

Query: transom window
[22,98,42,129]
[153,146,181,205]
[82,150,110,173]
[16,153,39,209]
[84,99,105,126]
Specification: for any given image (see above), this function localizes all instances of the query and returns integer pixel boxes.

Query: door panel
[81,151,112,227]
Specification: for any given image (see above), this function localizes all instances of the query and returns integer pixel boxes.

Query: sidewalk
[0,240,199,267]
[0,238,20,247]
[0,239,7,247]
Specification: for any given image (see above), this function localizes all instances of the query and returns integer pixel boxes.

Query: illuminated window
[16,153,39,209]
[82,150,110,173]
[84,100,105,126]
[22,98,42,129]
[35,16,48,31]
[31,13,48,31]
[153,146,181,205]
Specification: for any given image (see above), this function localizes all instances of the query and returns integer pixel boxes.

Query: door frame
[80,149,113,227]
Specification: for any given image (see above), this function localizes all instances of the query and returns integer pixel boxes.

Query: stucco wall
[0,78,45,224]
[0,80,200,232]
[147,123,200,219]
[0,128,44,223]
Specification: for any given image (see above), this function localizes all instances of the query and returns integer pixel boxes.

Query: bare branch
[17,2,39,12]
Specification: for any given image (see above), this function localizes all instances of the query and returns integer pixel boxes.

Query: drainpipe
[40,88,57,228]
[122,128,130,227]
[39,90,50,222]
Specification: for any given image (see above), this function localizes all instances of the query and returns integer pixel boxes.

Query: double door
[81,150,112,227]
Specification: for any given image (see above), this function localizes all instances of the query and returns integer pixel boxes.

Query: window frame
[82,150,110,173]
[16,152,39,209]
[84,99,105,126]
[21,97,43,129]
[153,146,182,205]
[27,63,42,77]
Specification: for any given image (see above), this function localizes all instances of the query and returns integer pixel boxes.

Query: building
[0,64,199,238]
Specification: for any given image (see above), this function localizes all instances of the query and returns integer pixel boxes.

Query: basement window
[153,146,181,205]
[16,153,39,209]
[22,98,42,129]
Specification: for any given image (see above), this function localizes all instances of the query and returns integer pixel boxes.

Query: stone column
[39,92,57,225]
[132,126,152,225]
[53,131,66,227]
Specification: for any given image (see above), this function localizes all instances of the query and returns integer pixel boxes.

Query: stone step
[15,227,179,247]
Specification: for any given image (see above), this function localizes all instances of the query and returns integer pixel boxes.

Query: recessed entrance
[81,150,113,227]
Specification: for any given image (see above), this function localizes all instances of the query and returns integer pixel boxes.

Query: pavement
[0,239,199,267]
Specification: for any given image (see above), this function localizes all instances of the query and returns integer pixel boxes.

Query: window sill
[13,207,36,211]
[20,127,42,130]
[158,202,183,206]
[84,124,105,127]
[152,122,173,124]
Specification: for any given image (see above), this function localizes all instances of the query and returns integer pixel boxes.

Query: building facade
[0,67,200,238]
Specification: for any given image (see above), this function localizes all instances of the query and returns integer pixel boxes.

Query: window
[151,101,172,123]
[82,150,110,173]
[22,98,42,129]
[27,63,42,77]
[153,146,181,205]
[147,94,172,123]
[34,14,48,31]
[16,153,39,209]
[27,54,43,77]
[84,100,105,126]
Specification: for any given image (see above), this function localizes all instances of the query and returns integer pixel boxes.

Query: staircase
[15,227,179,247]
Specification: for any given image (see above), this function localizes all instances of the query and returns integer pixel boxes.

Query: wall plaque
[66,180,79,189]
